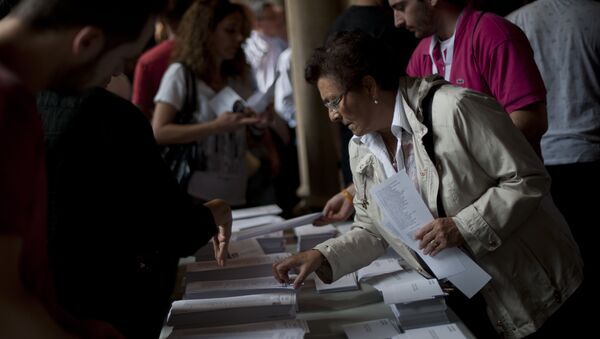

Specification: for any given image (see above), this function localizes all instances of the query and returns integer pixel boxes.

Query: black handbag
[160,63,198,188]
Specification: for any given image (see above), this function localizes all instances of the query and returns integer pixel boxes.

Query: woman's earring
[373,98,379,104]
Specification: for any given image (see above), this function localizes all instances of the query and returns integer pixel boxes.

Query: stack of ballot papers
[231,215,285,233]
[193,234,285,261]
[167,292,297,328]
[167,319,309,339]
[183,276,295,299]
[342,319,467,339]
[294,224,337,252]
[342,318,401,339]
[256,231,286,254]
[390,296,449,330]
[231,204,282,220]
[231,212,322,241]
[315,272,359,293]
[369,270,445,304]
[195,238,265,262]
[186,253,290,282]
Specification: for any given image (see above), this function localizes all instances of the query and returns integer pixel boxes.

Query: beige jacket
[314,76,583,338]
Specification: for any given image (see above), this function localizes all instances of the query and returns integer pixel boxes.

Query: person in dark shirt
[37,87,231,338]
[0,0,226,337]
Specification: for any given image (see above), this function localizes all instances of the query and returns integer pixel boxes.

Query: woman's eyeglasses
[324,89,348,113]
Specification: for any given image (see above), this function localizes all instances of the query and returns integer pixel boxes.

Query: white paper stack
[183,276,295,299]
[186,253,290,282]
[342,318,401,339]
[369,270,445,304]
[315,272,359,294]
[391,323,467,339]
[231,205,282,220]
[294,224,337,252]
[194,238,265,262]
[255,231,286,254]
[231,215,285,232]
[390,296,449,330]
[167,319,309,339]
[231,212,322,241]
[167,292,297,328]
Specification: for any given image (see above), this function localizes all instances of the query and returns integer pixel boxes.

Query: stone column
[285,0,344,209]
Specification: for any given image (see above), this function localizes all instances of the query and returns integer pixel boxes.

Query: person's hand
[414,217,465,256]
[214,112,260,133]
[272,250,324,289]
[313,189,355,226]
[252,103,275,129]
[204,199,232,266]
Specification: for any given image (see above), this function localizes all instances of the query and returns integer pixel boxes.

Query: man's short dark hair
[13,0,167,45]
[305,31,403,92]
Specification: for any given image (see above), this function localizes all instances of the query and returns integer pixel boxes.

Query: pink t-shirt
[406,7,546,113]
[132,39,175,115]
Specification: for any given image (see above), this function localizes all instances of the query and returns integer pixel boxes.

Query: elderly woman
[272,32,582,338]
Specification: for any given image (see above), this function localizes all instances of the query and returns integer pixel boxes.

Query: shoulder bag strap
[421,84,446,218]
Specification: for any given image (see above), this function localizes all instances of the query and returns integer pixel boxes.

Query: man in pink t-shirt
[389,0,547,156]
[0,0,164,337]
[132,0,193,119]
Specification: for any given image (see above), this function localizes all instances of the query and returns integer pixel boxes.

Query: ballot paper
[370,170,491,297]
[315,272,359,293]
[231,204,282,220]
[390,296,449,329]
[167,319,309,339]
[246,72,279,113]
[231,212,322,241]
[184,276,295,299]
[391,323,467,339]
[186,253,290,282]
[369,270,444,304]
[167,292,297,328]
[342,318,401,339]
[194,238,265,261]
[232,215,285,232]
[294,224,337,252]
[208,86,244,116]
[356,257,405,281]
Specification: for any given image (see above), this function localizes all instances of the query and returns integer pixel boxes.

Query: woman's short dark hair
[305,31,403,91]
[13,0,166,46]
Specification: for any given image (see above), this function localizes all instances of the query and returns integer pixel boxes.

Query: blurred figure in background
[507,2,600,336]
[243,0,287,94]
[133,0,194,119]
[153,0,271,206]
[0,0,165,337]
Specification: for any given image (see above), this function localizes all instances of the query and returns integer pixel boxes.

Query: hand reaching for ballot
[272,250,325,288]
[313,185,356,226]
[204,199,232,266]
